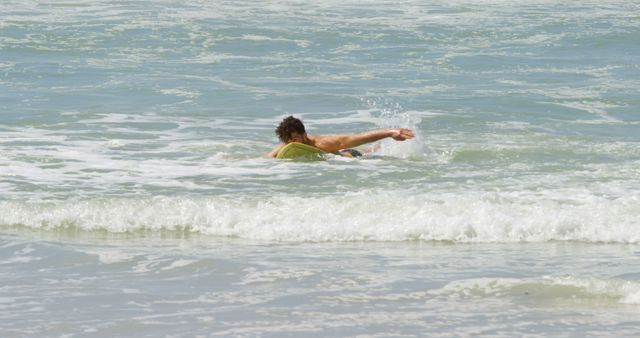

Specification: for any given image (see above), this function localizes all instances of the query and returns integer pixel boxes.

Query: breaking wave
[2,191,638,243]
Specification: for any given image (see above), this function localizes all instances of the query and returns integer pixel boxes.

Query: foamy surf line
[1,192,638,243]
[431,276,640,305]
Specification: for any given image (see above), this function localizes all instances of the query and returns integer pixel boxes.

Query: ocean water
[1,0,639,336]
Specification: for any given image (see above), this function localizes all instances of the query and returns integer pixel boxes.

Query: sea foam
[432,276,640,305]
[1,191,638,243]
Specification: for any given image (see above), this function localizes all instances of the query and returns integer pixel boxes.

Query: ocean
[1,0,639,336]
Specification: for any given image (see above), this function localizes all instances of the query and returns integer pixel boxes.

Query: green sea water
[1,0,640,336]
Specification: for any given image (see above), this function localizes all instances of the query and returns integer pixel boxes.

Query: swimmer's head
[275,116,308,144]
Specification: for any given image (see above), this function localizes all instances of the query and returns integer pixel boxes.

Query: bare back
[267,128,414,158]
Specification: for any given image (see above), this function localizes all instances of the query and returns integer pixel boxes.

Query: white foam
[553,100,622,123]
[387,84,452,96]
[238,268,316,285]
[433,276,640,305]
[1,190,638,243]
[161,259,196,271]
[159,88,201,99]
[94,251,135,264]
[238,34,310,48]
[104,140,125,149]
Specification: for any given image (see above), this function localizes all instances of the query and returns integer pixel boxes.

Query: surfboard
[276,142,326,160]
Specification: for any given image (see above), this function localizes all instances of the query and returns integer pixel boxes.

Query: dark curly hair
[275,116,306,143]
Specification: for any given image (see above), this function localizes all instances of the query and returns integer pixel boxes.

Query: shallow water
[1,0,640,336]
[2,231,640,337]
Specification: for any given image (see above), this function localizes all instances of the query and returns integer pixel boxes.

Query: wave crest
[1,192,638,243]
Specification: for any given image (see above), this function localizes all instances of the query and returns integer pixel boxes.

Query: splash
[363,99,430,159]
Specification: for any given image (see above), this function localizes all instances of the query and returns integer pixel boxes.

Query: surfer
[266,116,415,158]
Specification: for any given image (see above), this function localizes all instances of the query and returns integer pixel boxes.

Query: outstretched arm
[316,128,414,153]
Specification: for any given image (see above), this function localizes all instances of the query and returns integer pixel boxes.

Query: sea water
[1,0,639,336]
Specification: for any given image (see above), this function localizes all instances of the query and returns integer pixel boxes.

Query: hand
[389,128,415,141]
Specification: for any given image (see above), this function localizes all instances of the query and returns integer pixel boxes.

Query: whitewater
[1,0,639,336]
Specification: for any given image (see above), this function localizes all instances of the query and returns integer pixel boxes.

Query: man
[266,116,415,158]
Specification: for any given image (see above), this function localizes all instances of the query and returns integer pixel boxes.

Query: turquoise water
[1,0,640,336]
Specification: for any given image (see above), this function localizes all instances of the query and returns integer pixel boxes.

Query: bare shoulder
[266,143,286,158]
[309,134,343,153]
